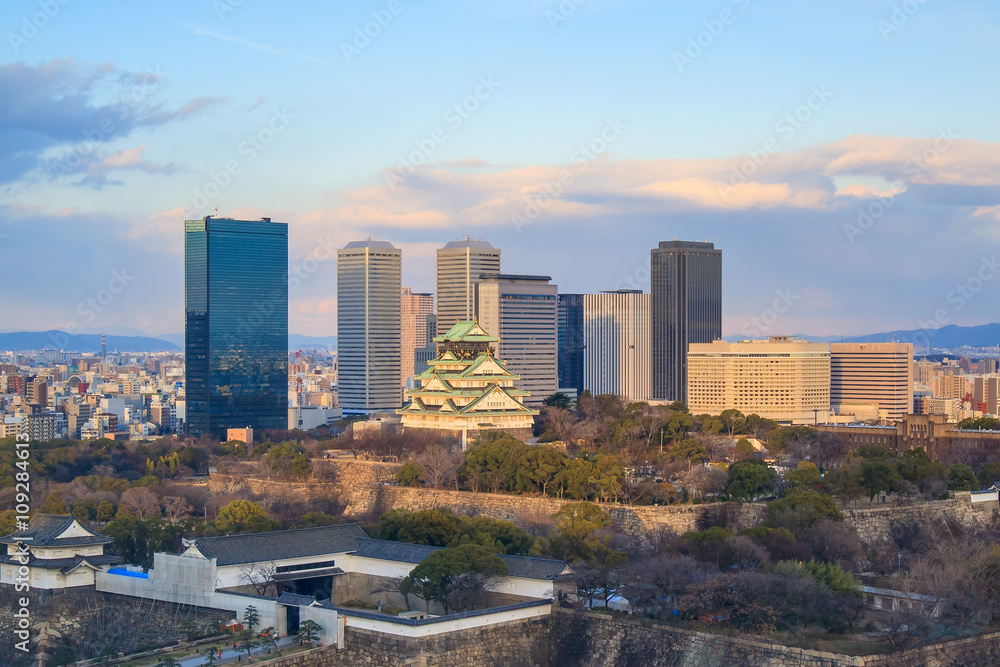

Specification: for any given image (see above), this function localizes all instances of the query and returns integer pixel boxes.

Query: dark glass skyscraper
[185,216,288,437]
[651,240,722,403]
[558,294,584,395]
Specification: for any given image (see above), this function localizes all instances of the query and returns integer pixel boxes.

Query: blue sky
[1,0,998,338]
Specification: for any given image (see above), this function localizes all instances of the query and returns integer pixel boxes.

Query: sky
[1,0,998,339]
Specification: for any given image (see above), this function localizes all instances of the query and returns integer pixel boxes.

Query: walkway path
[176,636,300,666]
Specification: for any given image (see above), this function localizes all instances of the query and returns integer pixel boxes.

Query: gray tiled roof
[191,523,368,566]
[352,539,573,581]
[276,592,319,606]
[0,514,111,547]
[499,555,574,581]
[0,553,120,570]
[354,539,438,564]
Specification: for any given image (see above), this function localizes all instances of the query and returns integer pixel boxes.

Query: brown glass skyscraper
[651,240,722,403]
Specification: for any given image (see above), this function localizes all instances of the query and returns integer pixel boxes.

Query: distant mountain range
[158,333,338,351]
[0,331,180,353]
[3,324,995,354]
[724,323,1000,350]
[289,334,337,350]
[0,330,337,353]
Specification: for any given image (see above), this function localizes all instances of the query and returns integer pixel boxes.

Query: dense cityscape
[3,2,1000,667]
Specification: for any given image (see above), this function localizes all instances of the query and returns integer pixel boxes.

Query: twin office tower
[336,238,722,415]
[184,216,721,436]
[338,238,558,415]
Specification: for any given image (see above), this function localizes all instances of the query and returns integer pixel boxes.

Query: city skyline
[1,2,998,338]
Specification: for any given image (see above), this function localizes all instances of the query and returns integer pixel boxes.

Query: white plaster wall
[342,602,551,638]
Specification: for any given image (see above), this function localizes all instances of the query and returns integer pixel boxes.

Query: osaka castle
[398,320,538,444]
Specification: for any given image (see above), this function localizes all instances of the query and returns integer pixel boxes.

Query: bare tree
[803,519,865,569]
[92,464,116,478]
[785,432,849,468]
[623,555,714,619]
[371,576,411,611]
[680,466,727,500]
[879,603,929,652]
[418,445,460,489]
[162,496,192,525]
[445,572,500,612]
[902,537,1000,630]
[894,480,919,505]
[616,434,653,467]
[696,433,729,463]
[311,460,338,483]
[538,407,577,442]
[120,488,160,520]
[336,429,366,459]
[720,535,769,571]
[238,562,277,596]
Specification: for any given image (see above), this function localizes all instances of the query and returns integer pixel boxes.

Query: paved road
[177,636,300,666]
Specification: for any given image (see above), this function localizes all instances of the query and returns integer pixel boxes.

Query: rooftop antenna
[214,206,219,217]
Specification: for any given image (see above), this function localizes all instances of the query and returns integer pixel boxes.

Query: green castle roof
[433,320,497,343]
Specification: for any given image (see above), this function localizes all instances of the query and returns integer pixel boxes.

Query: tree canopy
[399,544,507,614]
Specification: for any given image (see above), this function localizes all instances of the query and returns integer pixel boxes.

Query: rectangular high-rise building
[583,290,651,401]
[66,402,92,440]
[401,288,434,388]
[687,337,830,425]
[184,216,288,438]
[974,376,1000,415]
[830,343,914,421]
[337,240,402,415]
[436,239,501,335]
[651,240,722,403]
[558,294,585,396]
[413,314,438,378]
[476,274,558,406]
[977,358,1000,375]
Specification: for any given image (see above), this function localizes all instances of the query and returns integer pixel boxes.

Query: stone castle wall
[246,616,552,667]
[0,587,233,664]
[549,610,1000,667]
[842,491,989,545]
[549,610,858,666]
[208,461,988,546]
[243,609,1000,666]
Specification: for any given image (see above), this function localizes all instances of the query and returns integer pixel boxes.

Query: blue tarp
[107,568,148,579]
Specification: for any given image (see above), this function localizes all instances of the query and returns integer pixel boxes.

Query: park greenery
[2,392,999,576]
[400,543,508,614]
[6,395,1000,656]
